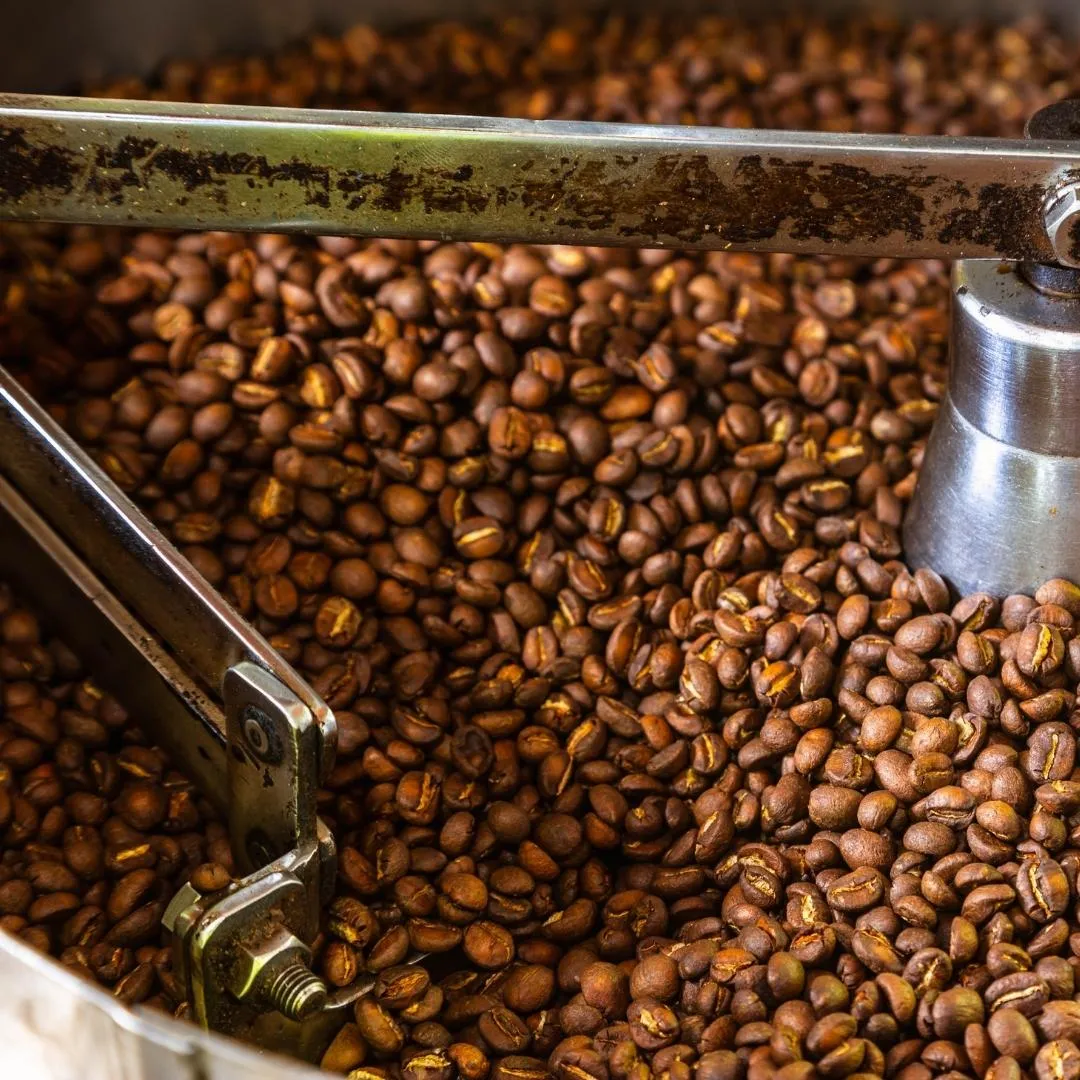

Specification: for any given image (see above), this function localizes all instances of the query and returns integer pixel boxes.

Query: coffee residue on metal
[0,121,1054,261]
[0,126,77,201]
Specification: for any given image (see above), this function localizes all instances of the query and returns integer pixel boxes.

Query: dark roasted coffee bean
[1035,1040,1080,1080]
[985,972,1051,1018]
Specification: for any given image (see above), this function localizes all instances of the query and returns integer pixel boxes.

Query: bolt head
[1044,183,1080,268]
[1026,99,1080,141]
[242,708,271,756]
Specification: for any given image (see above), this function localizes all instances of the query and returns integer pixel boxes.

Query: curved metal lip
[954,286,1080,348]
[950,260,1080,457]
[955,262,1080,344]
[0,930,323,1077]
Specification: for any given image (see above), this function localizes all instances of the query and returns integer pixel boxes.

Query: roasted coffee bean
[986,972,1051,1018]
[463,921,514,969]
[502,965,556,1013]
[626,1000,680,1050]
[989,1008,1040,1063]
[630,953,679,1002]
[355,997,406,1055]
[931,986,984,1039]
[1036,1040,1080,1080]
[1017,845,1071,923]
[323,942,361,988]
[375,966,431,1010]
[477,1006,531,1054]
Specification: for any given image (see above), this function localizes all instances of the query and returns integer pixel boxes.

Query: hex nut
[1043,182,1080,268]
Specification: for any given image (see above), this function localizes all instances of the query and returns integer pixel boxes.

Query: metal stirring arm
[3,93,1080,265]
[0,367,339,1046]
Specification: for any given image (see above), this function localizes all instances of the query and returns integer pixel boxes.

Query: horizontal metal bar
[0,473,228,813]
[1,93,1079,260]
[0,369,336,782]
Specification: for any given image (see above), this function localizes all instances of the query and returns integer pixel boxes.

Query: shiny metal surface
[904,260,1080,596]
[224,663,321,875]
[164,826,423,1062]
[949,261,1080,454]
[0,474,228,812]
[0,930,324,1080]
[0,370,337,784]
[162,830,338,1052]
[4,93,1080,262]
[176,841,326,1035]
[1042,183,1080,267]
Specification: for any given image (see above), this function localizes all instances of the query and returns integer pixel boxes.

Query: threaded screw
[262,962,328,1021]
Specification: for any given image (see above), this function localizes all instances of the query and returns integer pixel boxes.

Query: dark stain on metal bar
[80,134,335,209]
[512,153,938,246]
[0,120,1055,260]
[0,127,76,199]
[158,150,332,209]
[337,164,490,215]
[0,128,332,210]
[938,181,1049,256]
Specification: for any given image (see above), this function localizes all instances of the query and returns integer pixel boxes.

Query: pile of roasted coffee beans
[0,583,232,1006]
[5,10,1080,1080]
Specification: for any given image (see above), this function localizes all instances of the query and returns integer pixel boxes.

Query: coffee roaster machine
[3,0,1080,1076]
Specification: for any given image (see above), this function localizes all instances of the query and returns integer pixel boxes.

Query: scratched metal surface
[3,94,1080,261]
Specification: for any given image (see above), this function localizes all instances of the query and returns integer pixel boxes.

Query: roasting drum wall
[2,0,1080,93]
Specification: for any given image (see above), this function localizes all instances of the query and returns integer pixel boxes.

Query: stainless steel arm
[0,472,228,809]
[2,93,1080,262]
[0,371,336,796]
[0,369,341,1044]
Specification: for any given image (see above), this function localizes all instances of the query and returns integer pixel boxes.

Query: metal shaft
[3,92,1080,262]
[903,260,1080,596]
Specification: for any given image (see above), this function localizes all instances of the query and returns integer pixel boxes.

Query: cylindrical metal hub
[904,259,1080,596]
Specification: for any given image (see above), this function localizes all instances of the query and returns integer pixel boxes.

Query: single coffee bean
[463,921,514,969]
[988,1008,1039,1063]
[985,972,1051,1018]
[1035,1040,1080,1080]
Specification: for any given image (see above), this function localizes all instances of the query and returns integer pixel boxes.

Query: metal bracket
[162,664,337,1043]
[163,840,331,1034]
[225,662,319,876]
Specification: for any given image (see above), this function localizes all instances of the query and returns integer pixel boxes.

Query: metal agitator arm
[3,93,1080,265]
